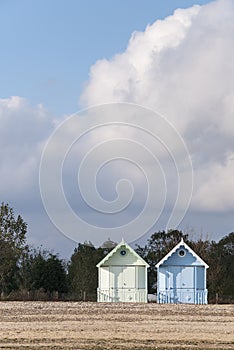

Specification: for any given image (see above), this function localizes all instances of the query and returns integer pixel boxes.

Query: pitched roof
[96,239,149,267]
[155,238,209,268]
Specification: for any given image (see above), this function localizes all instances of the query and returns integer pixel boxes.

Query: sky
[0,0,234,257]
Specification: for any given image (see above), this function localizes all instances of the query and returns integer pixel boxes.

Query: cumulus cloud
[1,0,233,250]
[80,0,234,213]
[0,96,53,200]
[193,154,234,211]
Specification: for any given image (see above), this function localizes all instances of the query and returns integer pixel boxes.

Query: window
[178,249,186,257]
[120,250,126,256]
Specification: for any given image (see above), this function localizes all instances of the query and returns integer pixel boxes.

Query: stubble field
[0,301,233,350]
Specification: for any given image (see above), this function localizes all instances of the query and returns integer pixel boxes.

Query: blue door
[166,266,195,303]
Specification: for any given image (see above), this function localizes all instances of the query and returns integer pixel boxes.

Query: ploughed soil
[0,302,233,349]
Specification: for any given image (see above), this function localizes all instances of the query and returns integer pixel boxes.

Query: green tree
[189,238,211,263]
[68,243,105,300]
[0,202,27,295]
[21,248,68,298]
[44,254,68,296]
[206,233,234,300]
[219,232,234,297]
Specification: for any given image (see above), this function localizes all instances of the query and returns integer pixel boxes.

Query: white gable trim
[155,238,209,268]
[96,239,149,267]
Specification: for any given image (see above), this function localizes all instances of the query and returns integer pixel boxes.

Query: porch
[97,288,147,302]
[157,289,208,304]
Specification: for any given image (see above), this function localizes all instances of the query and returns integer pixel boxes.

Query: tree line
[0,202,233,302]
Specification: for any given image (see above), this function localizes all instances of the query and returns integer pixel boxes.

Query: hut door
[166,266,194,303]
[122,266,135,302]
[109,266,135,302]
[109,266,122,301]
[180,266,194,303]
[123,266,135,289]
[181,267,194,288]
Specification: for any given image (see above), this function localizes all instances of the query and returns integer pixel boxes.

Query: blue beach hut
[156,239,209,304]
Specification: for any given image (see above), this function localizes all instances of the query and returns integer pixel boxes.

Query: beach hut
[156,239,209,304]
[97,239,149,302]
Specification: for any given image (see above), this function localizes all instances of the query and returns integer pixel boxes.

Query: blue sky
[0,0,213,115]
[1,0,234,257]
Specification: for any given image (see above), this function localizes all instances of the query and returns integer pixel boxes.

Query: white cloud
[0,96,53,198]
[80,5,200,112]
[193,155,234,211]
[80,0,234,213]
[1,0,233,250]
